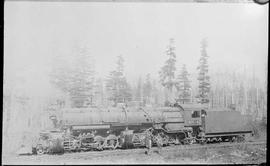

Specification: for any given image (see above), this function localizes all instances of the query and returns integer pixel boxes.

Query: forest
[3,38,267,153]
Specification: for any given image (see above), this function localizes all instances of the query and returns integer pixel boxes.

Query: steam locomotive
[33,103,253,154]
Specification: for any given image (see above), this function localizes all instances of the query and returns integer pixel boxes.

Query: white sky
[4,2,268,87]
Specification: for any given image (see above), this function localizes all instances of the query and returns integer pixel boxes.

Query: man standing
[144,128,153,155]
[155,133,163,154]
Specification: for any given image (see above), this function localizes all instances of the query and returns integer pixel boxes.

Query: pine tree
[159,38,177,92]
[93,78,104,106]
[50,46,95,107]
[159,38,177,105]
[106,56,132,106]
[135,77,143,103]
[143,74,152,105]
[176,64,191,104]
[197,38,210,104]
[151,80,160,106]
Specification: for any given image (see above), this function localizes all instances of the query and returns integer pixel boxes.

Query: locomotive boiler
[57,104,194,151]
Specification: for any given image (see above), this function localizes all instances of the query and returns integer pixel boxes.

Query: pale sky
[4,2,268,88]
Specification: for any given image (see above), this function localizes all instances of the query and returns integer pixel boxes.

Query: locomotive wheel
[36,145,45,155]
[236,135,245,142]
[199,138,206,145]
[174,136,181,145]
[183,138,192,145]
[200,140,206,145]
[108,139,119,150]
[96,142,104,151]
[161,134,170,146]
[231,136,237,142]
[217,137,222,142]
[103,135,119,150]
[186,137,196,145]
[153,134,164,147]
[94,136,105,151]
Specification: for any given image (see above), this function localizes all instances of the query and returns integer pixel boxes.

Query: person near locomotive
[144,128,153,155]
[144,127,163,154]
[154,133,163,153]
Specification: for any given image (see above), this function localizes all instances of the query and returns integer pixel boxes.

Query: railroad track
[59,141,266,158]
[5,140,265,165]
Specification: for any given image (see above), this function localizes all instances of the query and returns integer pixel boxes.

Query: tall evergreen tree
[93,78,104,106]
[50,46,95,107]
[106,56,132,106]
[151,80,160,106]
[135,77,143,103]
[176,64,191,104]
[159,38,177,105]
[159,38,177,92]
[197,38,210,104]
[143,74,152,105]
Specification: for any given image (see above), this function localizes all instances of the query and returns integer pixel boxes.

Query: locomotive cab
[182,107,205,127]
[180,104,208,140]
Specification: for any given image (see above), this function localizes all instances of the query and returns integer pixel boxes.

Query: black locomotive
[32,103,253,154]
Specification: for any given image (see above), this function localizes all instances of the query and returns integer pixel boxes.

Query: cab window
[201,109,207,116]
[191,111,200,118]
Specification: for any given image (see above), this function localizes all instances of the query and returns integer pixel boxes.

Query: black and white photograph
[2,0,268,165]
